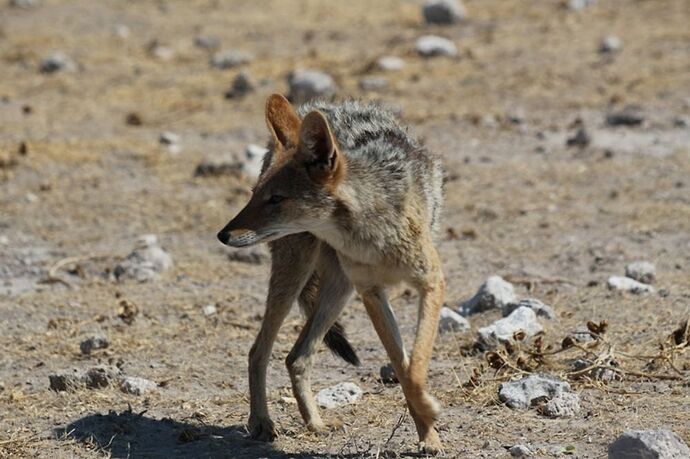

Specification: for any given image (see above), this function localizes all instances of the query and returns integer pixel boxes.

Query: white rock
[203,304,217,316]
[541,392,580,418]
[478,307,543,348]
[359,76,388,91]
[607,276,654,294]
[459,275,516,315]
[150,44,174,61]
[211,50,251,69]
[159,131,180,146]
[609,429,690,459]
[423,0,466,25]
[315,382,362,409]
[243,144,268,180]
[625,261,656,284]
[114,234,173,282]
[509,444,533,458]
[503,298,555,320]
[600,35,623,53]
[288,69,337,102]
[120,376,157,396]
[377,56,405,72]
[80,334,109,355]
[438,306,470,334]
[498,373,572,410]
[416,35,458,58]
[40,52,76,74]
[568,0,595,11]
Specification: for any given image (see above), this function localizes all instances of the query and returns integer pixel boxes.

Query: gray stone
[225,71,255,99]
[567,127,591,147]
[40,52,76,74]
[503,299,555,320]
[609,429,690,459]
[114,235,173,282]
[608,276,654,294]
[211,50,251,69]
[438,306,470,334]
[572,358,619,382]
[625,261,656,284]
[288,69,337,103]
[379,363,398,384]
[49,365,121,392]
[606,108,645,127]
[120,376,157,395]
[243,144,268,180]
[459,275,517,315]
[600,35,623,53]
[194,35,220,50]
[79,334,109,355]
[415,35,458,58]
[377,56,405,72]
[509,444,533,458]
[541,392,581,418]
[673,115,689,128]
[568,0,595,11]
[315,382,362,409]
[478,307,543,348]
[422,0,466,25]
[202,304,217,316]
[359,76,388,91]
[498,373,571,410]
[159,131,180,146]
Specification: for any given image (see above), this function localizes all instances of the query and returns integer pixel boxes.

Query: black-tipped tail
[323,321,360,366]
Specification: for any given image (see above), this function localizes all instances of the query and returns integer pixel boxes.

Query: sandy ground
[1,0,689,458]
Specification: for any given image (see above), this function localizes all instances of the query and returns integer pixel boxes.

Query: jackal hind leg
[247,234,318,441]
[286,245,353,433]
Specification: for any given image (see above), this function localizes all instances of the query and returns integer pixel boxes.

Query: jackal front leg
[247,234,318,441]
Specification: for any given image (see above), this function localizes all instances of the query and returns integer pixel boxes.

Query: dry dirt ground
[1,0,689,458]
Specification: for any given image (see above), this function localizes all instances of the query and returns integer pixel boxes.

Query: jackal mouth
[218,229,279,247]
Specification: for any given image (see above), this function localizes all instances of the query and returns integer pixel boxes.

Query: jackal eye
[268,195,285,204]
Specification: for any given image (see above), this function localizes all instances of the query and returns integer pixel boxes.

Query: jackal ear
[299,111,345,183]
[265,94,301,149]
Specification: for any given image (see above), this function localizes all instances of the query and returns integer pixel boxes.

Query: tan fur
[218,95,445,454]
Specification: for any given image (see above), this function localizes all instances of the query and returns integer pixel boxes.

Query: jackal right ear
[265,94,301,149]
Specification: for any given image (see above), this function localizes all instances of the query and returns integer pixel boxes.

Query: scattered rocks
[540,392,581,418]
[379,363,398,384]
[288,69,337,103]
[194,35,220,50]
[359,76,388,91]
[315,382,362,409]
[194,155,243,178]
[49,365,121,392]
[376,56,405,72]
[40,52,76,74]
[422,0,466,25]
[159,131,181,153]
[607,276,654,294]
[606,108,645,127]
[498,373,574,411]
[114,235,173,282]
[509,444,533,458]
[227,246,269,264]
[120,376,157,395]
[459,276,516,315]
[79,334,109,355]
[503,299,555,320]
[600,35,623,53]
[225,71,255,99]
[202,303,217,316]
[211,50,251,69]
[625,261,656,284]
[478,307,543,348]
[567,0,595,11]
[415,35,458,58]
[608,429,690,459]
[438,306,470,334]
[243,144,268,180]
[566,127,591,148]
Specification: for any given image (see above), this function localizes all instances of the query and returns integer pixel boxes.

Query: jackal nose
[217,230,230,245]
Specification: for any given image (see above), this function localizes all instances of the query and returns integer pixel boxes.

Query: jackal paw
[419,436,444,456]
[248,416,277,442]
[307,417,343,435]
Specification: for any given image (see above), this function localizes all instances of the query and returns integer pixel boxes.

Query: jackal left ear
[299,111,345,183]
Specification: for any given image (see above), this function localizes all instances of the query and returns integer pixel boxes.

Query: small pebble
[225,71,255,99]
[607,276,654,294]
[377,56,405,72]
[422,0,466,25]
[624,261,656,284]
[40,52,75,74]
[600,35,623,53]
[288,69,337,103]
[211,50,251,69]
[202,304,217,316]
[416,35,458,58]
[80,334,109,355]
[120,376,157,396]
[315,382,362,409]
[359,76,388,91]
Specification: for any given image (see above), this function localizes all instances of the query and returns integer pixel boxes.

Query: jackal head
[217,94,346,247]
